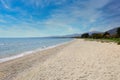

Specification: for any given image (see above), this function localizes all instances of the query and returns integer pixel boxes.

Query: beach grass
[1,39,120,80]
[84,38,120,45]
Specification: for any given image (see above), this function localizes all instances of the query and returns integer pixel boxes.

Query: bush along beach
[80,27,120,45]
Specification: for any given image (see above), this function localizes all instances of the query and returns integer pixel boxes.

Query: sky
[0,0,120,37]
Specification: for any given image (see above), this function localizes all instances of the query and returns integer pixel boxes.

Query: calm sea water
[0,38,72,59]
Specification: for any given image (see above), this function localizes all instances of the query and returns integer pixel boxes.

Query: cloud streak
[0,0,120,37]
[0,0,11,9]
[41,0,114,33]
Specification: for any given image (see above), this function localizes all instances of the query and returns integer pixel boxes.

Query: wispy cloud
[21,0,67,8]
[40,0,113,33]
[0,19,6,23]
[0,0,10,9]
[0,0,120,37]
[0,23,47,37]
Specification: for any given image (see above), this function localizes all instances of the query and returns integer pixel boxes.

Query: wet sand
[0,39,120,80]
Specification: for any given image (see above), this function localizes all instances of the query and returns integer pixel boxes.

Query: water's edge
[0,39,74,63]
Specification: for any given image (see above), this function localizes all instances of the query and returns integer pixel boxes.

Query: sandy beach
[0,39,120,80]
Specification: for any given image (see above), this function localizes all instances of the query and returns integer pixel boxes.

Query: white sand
[1,39,120,80]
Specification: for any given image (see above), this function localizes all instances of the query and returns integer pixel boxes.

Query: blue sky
[0,0,120,37]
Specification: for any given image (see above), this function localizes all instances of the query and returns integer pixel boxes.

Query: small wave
[0,40,73,63]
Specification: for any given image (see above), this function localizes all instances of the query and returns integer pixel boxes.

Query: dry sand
[0,39,120,80]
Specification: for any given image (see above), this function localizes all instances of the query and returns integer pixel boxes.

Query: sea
[0,37,73,62]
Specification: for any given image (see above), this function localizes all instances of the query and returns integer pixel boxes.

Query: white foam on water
[0,40,74,63]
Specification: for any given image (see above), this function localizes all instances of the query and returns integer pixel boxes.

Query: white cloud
[0,0,10,9]
[27,0,113,35]
[21,0,67,8]
[0,0,118,37]
[0,19,6,23]
[0,24,46,37]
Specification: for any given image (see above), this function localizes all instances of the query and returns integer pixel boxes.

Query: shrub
[91,33,103,39]
[81,33,89,38]
[117,27,120,37]
[117,41,120,45]
[103,32,110,38]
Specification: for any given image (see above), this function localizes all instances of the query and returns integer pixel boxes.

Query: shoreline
[0,39,74,63]
[1,39,120,80]
[0,39,74,80]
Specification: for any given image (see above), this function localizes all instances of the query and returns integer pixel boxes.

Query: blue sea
[0,38,72,62]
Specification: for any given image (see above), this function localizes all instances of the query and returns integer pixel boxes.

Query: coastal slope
[1,39,120,80]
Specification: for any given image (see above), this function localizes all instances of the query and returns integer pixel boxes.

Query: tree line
[81,27,120,39]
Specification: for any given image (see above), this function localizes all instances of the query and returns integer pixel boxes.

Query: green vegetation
[91,33,103,39]
[103,32,110,38]
[80,28,120,45]
[81,33,89,38]
[117,27,120,37]
[85,38,120,45]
